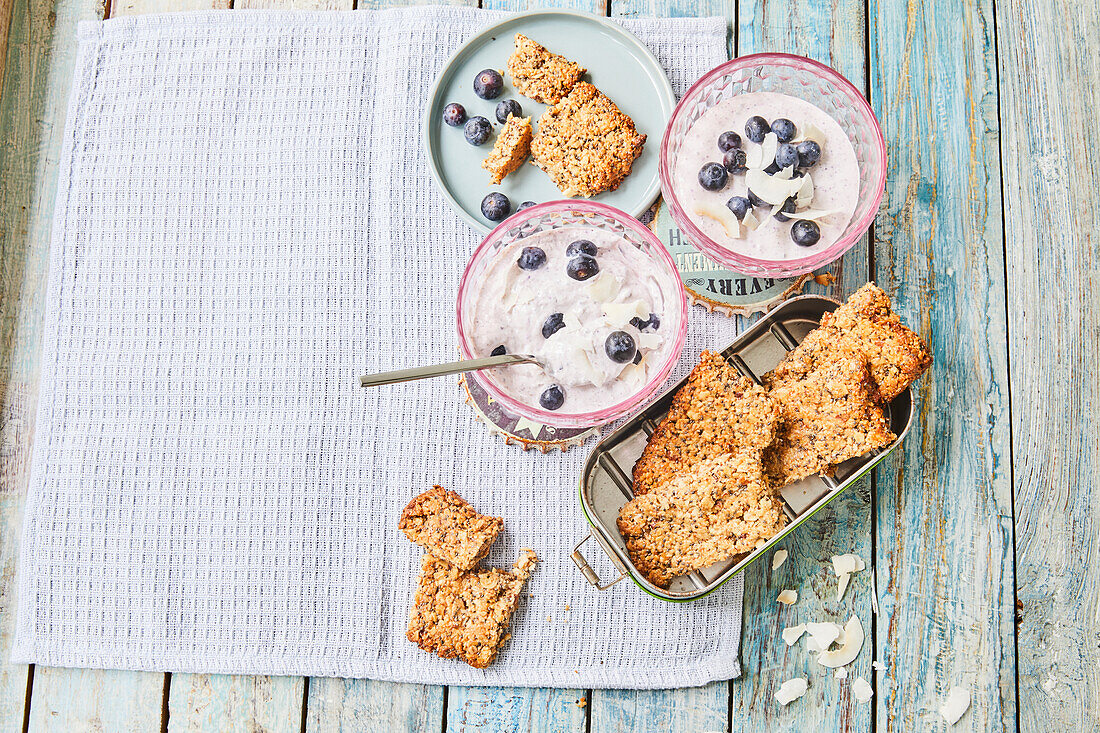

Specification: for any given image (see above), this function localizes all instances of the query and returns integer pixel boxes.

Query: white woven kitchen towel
[12,7,748,688]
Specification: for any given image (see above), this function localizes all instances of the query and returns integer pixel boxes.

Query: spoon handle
[358,353,539,388]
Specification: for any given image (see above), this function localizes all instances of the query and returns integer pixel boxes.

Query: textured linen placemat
[12,7,747,688]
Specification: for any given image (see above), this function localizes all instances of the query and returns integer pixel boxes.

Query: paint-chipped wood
[27,667,164,732]
[305,679,443,733]
[167,674,304,733]
[237,0,348,10]
[110,0,226,15]
[0,0,108,727]
[995,0,1100,728]
[446,687,587,733]
[869,0,1015,729]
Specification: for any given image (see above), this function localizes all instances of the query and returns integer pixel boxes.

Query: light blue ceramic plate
[424,10,675,233]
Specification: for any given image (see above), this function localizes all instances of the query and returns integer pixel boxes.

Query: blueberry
[566,239,598,257]
[764,161,781,175]
[723,148,748,174]
[542,312,565,338]
[797,140,822,168]
[539,385,565,411]
[628,313,660,332]
[490,345,506,357]
[464,116,492,146]
[517,201,538,211]
[790,219,821,247]
[726,195,752,221]
[481,192,511,221]
[717,130,742,152]
[775,142,799,170]
[473,69,504,100]
[790,169,806,179]
[632,351,643,365]
[745,115,771,144]
[517,246,546,270]
[604,331,637,364]
[747,189,770,208]
[495,99,522,124]
[771,118,796,143]
[774,196,797,222]
[567,255,599,281]
[442,102,467,127]
[698,162,728,191]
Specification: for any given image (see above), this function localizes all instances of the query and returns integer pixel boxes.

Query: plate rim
[423,8,676,234]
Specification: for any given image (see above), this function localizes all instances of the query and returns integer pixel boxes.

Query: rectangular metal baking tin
[572,294,914,602]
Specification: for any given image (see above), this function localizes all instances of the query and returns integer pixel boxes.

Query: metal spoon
[358,353,540,388]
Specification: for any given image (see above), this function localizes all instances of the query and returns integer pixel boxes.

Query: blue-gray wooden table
[0,0,1095,730]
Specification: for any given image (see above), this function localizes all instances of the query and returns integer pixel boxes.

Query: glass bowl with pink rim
[456,201,689,429]
[658,53,886,278]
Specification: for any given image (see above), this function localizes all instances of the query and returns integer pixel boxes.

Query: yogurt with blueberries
[673,91,860,260]
[469,228,672,414]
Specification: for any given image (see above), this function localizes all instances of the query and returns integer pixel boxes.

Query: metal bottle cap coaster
[461,375,599,452]
[640,198,812,317]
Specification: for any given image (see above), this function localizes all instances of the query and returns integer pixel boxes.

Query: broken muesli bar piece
[506,34,586,105]
[631,351,780,496]
[618,452,787,588]
[406,549,538,668]
[530,82,646,198]
[481,114,532,185]
[765,283,931,401]
[764,354,895,486]
[398,486,503,571]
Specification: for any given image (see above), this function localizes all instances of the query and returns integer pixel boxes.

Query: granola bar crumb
[398,486,503,571]
[406,549,538,668]
[632,351,780,496]
[481,115,532,184]
[507,34,586,104]
[618,452,787,588]
[530,81,646,198]
[764,355,895,486]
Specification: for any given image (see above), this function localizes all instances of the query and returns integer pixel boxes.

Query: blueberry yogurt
[673,91,860,259]
[469,228,673,414]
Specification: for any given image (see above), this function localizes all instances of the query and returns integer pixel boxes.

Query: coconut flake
[852,677,873,703]
[795,174,815,208]
[774,678,808,706]
[832,554,867,601]
[775,165,794,180]
[745,169,803,207]
[872,660,885,671]
[805,622,843,650]
[781,624,807,646]
[603,301,648,325]
[835,668,848,680]
[771,549,789,570]
[693,203,742,239]
[777,589,798,605]
[742,209,762,231]
[795,123,827,147]
[817,616,864,668]
[587,273,620,301]
[940,687,970,725]
[791,207,843,222]
[759,132,779,170]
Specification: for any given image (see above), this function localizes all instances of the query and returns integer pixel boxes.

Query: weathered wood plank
[869,0,1015,729]
[27,667,163,732]
[996,0,1100,728]
[166,674,304,733]
[237,0,347,9]
[110,0,227,15]
[0,0,112,728]
[305,679,442,733]
[728,1,873,730]
[446,687,587,733]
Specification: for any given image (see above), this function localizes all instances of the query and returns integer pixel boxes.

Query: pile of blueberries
[489,238,659,411]
[442,69,537,223]
[696,115,823,247]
